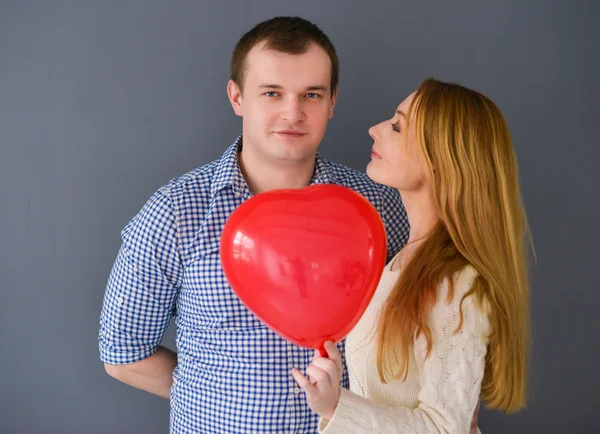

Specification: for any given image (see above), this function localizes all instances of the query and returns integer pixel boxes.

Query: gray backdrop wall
[1,1,598,433]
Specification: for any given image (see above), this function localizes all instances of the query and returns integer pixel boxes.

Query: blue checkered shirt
[99,136,409,433]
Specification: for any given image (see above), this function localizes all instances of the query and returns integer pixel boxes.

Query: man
[99,16,409,434]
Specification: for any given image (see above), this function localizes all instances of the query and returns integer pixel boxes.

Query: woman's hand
[292,340,343,420]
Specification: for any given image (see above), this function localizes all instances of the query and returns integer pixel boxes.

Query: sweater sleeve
[319,267,490,434]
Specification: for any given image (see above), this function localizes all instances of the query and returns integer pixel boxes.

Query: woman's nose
[368,124,377,140]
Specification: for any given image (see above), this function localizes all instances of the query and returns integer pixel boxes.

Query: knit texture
[319,257,490,434]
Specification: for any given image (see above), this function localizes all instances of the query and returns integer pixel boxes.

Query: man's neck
[238,146,316,195]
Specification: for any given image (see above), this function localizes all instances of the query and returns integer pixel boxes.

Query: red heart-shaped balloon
[220,184,387,355]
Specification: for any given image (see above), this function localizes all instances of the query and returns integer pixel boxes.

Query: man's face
[228,41,337,165]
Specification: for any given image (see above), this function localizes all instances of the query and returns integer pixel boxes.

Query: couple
[99,16,530,434]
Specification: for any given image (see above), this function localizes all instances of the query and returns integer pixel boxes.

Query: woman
[292,78,532,433]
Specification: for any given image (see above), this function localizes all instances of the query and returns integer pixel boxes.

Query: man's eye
[305,93,320,99]
[265,92,279,97]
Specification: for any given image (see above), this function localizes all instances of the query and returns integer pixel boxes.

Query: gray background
[1,0,598,433]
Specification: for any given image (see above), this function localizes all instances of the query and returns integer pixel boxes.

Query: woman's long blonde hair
[376,78,532,413]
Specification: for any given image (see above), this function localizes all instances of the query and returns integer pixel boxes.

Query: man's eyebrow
[305,85,328,92]
[257,84,329,92]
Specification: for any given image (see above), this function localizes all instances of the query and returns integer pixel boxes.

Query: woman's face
[366,91,427,193]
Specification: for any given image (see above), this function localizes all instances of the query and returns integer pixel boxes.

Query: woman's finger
[311,355,339,377]
[324,340,344,373]
[292,368,316,395]
[305,364,331,386]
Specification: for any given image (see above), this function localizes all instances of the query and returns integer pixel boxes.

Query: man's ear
[227,80,243,117]
[328,85,338,119]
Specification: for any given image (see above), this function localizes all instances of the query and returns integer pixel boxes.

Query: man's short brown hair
[231,16,339,95]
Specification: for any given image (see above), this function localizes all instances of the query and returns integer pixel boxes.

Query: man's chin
[268,140,318,161]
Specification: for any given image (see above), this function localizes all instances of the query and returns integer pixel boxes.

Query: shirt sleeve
[319,268,490,434]
[379,186,409,263]
[99,186,183,364]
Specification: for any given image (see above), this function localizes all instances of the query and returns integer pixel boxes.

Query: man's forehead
[244,42,331,88]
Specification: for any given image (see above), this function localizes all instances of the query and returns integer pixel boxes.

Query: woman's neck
[400,188,438,244]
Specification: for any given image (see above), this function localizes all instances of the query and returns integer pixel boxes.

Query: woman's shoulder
[436,264,479,301]
[454,264,480,295]
[430,264,490,323]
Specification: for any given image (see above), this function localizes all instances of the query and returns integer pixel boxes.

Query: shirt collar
[211,135,336,198]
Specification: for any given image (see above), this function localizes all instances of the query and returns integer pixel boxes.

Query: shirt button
[294,387,300,395]
[116,296,124,305]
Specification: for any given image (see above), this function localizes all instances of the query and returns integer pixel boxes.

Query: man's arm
[104,346,177,399]
[99,188,183,398]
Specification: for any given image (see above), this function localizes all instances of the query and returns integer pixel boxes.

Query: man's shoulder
[163,139,240,204]
[158,158,223,208]
[125,159,219,232]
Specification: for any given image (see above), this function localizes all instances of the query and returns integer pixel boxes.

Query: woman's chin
[366,161,389,185]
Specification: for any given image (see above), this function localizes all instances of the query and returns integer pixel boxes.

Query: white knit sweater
[319,256,490,434]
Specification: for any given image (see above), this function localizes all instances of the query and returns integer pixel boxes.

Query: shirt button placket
[287,341,295,433]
